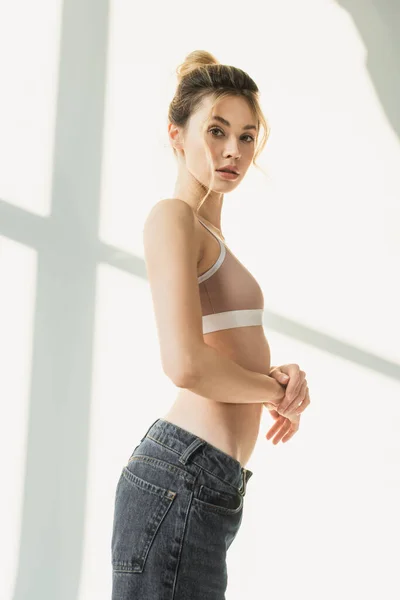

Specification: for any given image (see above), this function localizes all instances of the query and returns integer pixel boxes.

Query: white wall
[0,0,399,598]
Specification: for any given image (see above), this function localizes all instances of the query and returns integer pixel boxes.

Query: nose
[223,136,241,159]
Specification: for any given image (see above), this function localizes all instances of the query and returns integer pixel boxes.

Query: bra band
[202,308,264,334]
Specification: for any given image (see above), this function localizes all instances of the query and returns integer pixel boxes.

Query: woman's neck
[197,215,225,241]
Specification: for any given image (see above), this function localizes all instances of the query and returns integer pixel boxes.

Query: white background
[0,0,399,598]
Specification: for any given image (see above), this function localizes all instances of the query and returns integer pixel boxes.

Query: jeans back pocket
[111,466,177,573]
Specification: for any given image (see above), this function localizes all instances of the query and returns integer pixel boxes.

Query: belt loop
[239,468,245,495]
[239,468,251,496]
[179,438,206,465]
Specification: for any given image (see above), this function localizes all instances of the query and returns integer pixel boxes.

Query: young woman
[111,50,310,599]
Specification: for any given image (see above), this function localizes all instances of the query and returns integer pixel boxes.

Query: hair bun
[176,50,219,83]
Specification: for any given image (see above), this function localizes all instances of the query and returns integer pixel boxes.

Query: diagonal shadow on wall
[0,1,398,599]
[336,0,400,138]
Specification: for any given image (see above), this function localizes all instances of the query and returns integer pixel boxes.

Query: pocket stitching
[122,466,177,499]
[194,483,243,515]
[112,471,177,573]
[127,454,191,483]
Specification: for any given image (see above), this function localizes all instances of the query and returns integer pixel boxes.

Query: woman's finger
[271,419,292,445]
[282,415,300,441]
[280,379,308,416]
[286,380,308,415]
[282,428,296,443]
[294,386,310,415]
[268,409,280,420]
[265,416,285,440]
[278,373,303,414]
[265,417,285,440]
[284,368,304,402]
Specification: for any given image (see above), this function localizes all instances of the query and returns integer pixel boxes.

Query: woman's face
[179,95,258,192]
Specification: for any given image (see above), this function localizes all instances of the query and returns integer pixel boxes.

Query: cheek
[187,151,214,180]
[199,143,218,170]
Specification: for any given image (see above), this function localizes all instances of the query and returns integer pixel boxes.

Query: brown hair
[168,50,271,212]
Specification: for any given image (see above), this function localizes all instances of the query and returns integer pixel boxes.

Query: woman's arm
[180,344,286,408]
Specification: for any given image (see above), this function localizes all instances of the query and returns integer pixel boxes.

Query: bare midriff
[162,324,271,468]
[161,212,271,469]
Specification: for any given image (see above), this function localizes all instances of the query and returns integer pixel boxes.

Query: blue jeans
[111,417,254,599]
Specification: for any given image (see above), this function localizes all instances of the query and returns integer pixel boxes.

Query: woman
[111,50,310,599]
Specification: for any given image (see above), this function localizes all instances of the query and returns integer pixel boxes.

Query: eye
[208,127,254,143]
[209,127,223,137]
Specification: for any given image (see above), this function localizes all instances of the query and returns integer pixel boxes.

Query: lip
[216,166,239,175]
[216,170,239,180]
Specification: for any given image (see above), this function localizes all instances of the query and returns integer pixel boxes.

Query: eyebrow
[211,115,257,131]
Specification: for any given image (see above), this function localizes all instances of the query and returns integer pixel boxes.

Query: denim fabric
[111,417,253,599]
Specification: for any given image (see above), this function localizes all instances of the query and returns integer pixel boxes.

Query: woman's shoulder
[145,198,204,266]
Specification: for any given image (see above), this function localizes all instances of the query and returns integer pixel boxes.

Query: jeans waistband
[140,418,254,496]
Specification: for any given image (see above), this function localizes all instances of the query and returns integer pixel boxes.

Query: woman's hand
[269,364,310,418]
[265,409,300,444]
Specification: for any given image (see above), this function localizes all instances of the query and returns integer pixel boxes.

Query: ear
[168,122,184,151]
